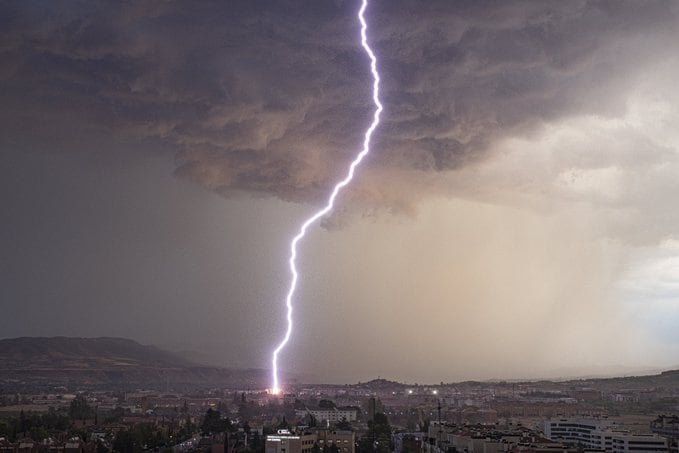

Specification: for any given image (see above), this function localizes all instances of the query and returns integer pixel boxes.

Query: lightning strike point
[270,0,382,395]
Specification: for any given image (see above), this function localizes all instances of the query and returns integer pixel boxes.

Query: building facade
[545,418,666,453]
[265,431,317,453]
[295,408,358,424]
[265,429,355,453]
[652,416,679,453]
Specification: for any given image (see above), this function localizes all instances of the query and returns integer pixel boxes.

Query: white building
[545,418,611,447]
[610,434,667,453]
[266,430,317,453]
[545,418,667,453]
[265,429,355,453]
[295,407,358,424]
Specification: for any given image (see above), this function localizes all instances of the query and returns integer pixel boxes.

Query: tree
[239,394,256,421]
[335,417,352,431]
[19,410,26,435]
[318,400,336,410]
[178,414,195,440]
[69,395,95,420]
[113,430,138,453]
[104,406,128,424]
[366,398,384,418]
[325,443,340,453]
[371,413,391,439]
[357,413,392,453]
[249,430,264,453]
[112,424,169,452]
[276,417,289,430]
[201,408,230,435]
[95,440,108,453]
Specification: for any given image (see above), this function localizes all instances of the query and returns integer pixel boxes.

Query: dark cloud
[1,0,677,208]
[3,0,679,381]
[375,0,677,170]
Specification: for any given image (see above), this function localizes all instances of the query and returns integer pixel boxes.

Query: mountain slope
[0,336,195,369]
[0,337,270,391]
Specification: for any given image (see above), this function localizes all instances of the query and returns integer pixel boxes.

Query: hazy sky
[2,0,679,384]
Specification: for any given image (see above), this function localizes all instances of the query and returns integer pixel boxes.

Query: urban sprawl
[1,375,679,453]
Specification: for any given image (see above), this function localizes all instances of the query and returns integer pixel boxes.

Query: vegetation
[0,408,72,442]
[201,408,232,435]
[69,395,96,420]
[357,412,392,453]
[112,424,172,453]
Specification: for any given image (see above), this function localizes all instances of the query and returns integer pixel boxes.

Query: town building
[610,434,667,453]
[266,430,318,453]
[317,430,355,453]
[423,423,574,453]
[294,408,358,425]
[265,429,355,453]
[652,415,679,453]
[544,418,666,453]
[393,432,425,453]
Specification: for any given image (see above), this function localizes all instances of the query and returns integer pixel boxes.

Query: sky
[1,0,679,384]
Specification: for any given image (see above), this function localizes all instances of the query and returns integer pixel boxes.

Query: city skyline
[2,1,679,384]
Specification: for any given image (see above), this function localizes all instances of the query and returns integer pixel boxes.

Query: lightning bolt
[271,0,382,395]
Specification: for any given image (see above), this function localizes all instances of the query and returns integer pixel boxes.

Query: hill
[0,336,195,370]
[564,368,679,392]
[0,337,269,392]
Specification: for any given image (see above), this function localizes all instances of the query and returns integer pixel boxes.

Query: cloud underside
[1,0,678,242]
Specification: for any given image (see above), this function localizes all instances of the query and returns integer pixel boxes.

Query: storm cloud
[2,0,679,381]
[3,1,677,214]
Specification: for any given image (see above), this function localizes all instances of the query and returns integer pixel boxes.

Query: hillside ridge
[0,336,271,391]
[0,336,195,369]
